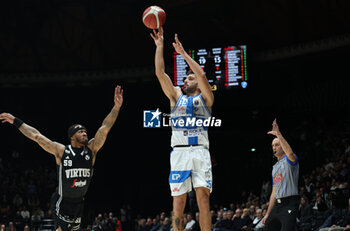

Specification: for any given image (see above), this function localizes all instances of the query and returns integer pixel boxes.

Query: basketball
[142,6,166,29]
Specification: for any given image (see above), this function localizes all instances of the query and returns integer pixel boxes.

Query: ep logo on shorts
[143,109,162,128]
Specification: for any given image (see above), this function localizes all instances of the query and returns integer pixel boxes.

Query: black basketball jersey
[56,145,94,199]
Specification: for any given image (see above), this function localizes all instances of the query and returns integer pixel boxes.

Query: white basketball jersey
[170,94,211,148]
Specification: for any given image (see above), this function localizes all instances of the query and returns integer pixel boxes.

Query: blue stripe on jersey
[188,136,198,145]
[169,170,191,183]
[285,154,298,166]
[186,96,194,117]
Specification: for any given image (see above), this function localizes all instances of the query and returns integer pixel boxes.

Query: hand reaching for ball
[150,27,164,47]
[172,33,185,55]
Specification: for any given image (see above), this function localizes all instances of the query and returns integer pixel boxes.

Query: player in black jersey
[0,85,123,231]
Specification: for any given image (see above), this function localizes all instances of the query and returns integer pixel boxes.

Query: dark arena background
[0,1,350,231]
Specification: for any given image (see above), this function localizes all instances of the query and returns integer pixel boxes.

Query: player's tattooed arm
[0,112,64,160]
[90,108,119,149]
[89,86,123,161]
[18,124,64,158]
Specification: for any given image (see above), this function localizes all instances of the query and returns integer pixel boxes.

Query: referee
[262,119,300,231]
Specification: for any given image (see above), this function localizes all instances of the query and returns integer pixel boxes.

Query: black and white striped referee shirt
[272,154,299,199]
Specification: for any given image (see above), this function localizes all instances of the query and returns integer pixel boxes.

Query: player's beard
[76,136,88,146]
[183,84,197,94]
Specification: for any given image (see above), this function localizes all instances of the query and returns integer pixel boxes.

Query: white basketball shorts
[169,146,213,196]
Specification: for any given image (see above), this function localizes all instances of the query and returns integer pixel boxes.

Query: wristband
[13,117,24,128]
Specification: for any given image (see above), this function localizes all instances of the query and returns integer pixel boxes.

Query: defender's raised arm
[88,85,123,164]
[0,112,64,164]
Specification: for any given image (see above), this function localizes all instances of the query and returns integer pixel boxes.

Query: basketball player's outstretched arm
[150,27,181,105]
[267,119,296,162]
[0,112,65,164]
[88,85,123,163]
[172,34,214,108]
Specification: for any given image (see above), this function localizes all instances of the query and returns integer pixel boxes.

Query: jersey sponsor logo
[65,168,91,179]
[172,187,180,193]
[85,155,90,160]
[71,179,87,188]
[273,173,283,184]
[169,170,191,183]
[65,150,70,154]
[178,106,186,112]
[172,174,181,181]
[183,129,203,137]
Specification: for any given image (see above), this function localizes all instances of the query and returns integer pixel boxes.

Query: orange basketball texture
[142,6,166,29]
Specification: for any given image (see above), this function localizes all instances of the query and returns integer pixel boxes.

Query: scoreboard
[173,45,247,90]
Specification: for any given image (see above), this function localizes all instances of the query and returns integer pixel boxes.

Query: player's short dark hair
[186,69,194,76]
[183,70,195,82]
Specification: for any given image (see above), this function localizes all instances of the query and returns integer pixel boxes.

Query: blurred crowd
[0,152,56,231]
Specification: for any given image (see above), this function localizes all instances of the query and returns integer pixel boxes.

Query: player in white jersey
[150,26,214,231]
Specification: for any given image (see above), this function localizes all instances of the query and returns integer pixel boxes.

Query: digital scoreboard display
[173,45,247,90]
